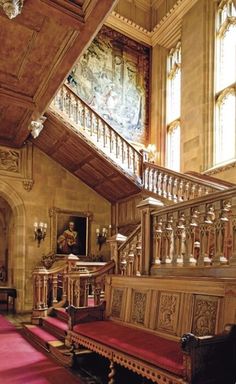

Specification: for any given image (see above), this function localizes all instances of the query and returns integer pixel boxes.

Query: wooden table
[0,287,17,313]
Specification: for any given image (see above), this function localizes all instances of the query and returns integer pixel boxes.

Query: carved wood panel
[131,290,147,325]
[191,295,220,336]
[156,291,181,335]
[111,288,124,319]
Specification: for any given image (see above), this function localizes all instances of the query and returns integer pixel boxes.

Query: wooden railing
[50,84,143,181]
[150,186,236,273]
[32,257,115,322]
[50,85,231,203]
[108,187,236,278]
[143,162,229,203]
[117,225,142,276]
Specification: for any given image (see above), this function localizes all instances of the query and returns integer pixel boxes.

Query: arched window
[166,42,181,171]
[214,0,236,165]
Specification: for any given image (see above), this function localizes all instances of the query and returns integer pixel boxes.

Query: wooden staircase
[31,83,233,205]
[23,307,94,369]
[23,308,71,364]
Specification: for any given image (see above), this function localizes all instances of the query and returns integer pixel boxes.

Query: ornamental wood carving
[131,291,147,325]
[157,291,180,334]
[192,295,219,336]
[111,288,124,319]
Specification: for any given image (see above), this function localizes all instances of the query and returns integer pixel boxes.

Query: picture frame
[50,207,92,257]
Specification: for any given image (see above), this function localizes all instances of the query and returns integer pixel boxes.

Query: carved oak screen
[67,25,150,144]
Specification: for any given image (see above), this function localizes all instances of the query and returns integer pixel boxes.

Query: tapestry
[67,26,150,144]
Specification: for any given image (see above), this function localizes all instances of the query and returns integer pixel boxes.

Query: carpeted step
[23,324,59,351]
[42,316,68,340]
[53,307,69,323]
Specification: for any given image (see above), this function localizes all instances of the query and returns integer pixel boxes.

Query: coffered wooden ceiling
[0,0,118,148]
[0,0,143,202]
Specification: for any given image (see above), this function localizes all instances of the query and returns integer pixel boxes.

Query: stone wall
[0,143,111,312]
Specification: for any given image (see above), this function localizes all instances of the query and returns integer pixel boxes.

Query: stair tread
[24,324,59,342]
[43,316,68,331]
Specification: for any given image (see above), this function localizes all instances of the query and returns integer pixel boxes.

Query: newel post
[137,197,164,275]
[32,265,49,325]
[107,233,127,274]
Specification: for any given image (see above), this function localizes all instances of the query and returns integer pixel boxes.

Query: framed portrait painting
[50,208,91,257]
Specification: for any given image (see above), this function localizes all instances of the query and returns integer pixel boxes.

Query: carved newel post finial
[0,0,24,19]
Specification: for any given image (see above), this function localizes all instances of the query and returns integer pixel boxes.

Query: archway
[0,180,26,312]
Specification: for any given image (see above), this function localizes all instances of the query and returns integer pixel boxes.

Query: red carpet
[0,315,84,384]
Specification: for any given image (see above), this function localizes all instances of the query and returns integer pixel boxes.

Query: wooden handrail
[50,84,143,181]
[50,85,234,204]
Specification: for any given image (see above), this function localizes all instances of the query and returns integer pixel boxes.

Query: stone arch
[0,180,26,312]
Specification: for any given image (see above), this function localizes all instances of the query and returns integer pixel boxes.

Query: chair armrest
[66,301,106,329]
[181,324,236,384]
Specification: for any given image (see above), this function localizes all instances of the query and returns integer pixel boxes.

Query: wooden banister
[50,84,143,182]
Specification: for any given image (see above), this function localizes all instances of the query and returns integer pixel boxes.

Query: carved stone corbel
[0,0,24,19]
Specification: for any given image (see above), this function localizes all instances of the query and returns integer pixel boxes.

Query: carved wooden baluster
[198,223,206,266]
[120,251,128,276]
[43,274,48,309]
[73,97,78,124]
[167,175,173,200]
[128,243,135,276]
[198,206,214,266]
[93,115,99,141]
[176,213,185,265]
[114,133,118,158]
[165,216,173,265]
[172,177,178,202]
[66,90,72,118]
[154,218,163,265]
[213,201,231,265]
[162,174,167,198]
[77,99,83,129]
[183,226,191,266]
[52,274,58,305]
[189,209,199,265]
[178,179,184,202]
[121,139,125,163]
[149,168,154,192]
[127,145,131,169]
[197,184,202,198]
[60,86,65,112]
[146,167,151,191]
[151,168,156,193]
[132,149,136,175]
[157,171,163,196]
[70,93,75,123]
[183,181,189,200]
[172,220,178,265]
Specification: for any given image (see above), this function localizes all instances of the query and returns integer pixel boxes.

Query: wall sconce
[96,227,108,251]
[34,222,47,247]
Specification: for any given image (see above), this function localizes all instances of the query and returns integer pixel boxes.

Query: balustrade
[150,188,236,274]
[51,84,142,181]
[32,258,115,322]
[117,226,142,276]
[143,163,228,203]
